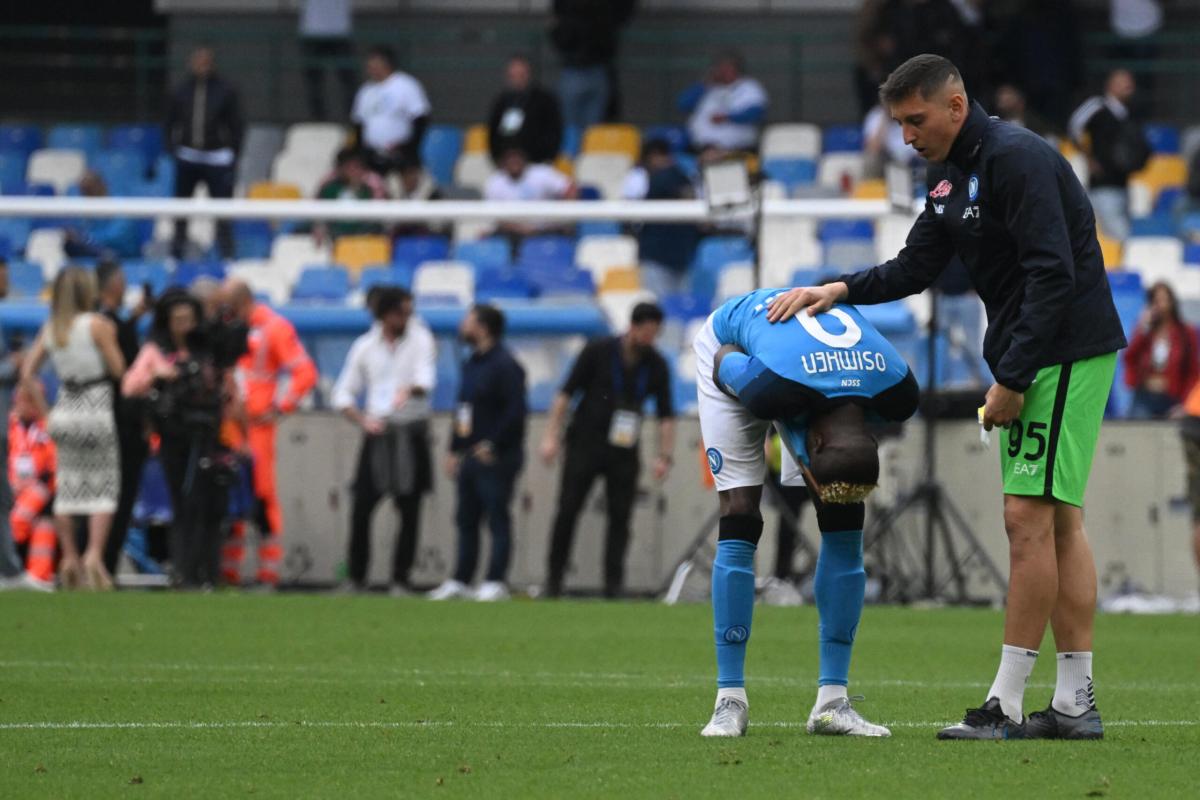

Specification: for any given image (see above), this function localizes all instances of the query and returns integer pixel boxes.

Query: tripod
[864,290,1007,604]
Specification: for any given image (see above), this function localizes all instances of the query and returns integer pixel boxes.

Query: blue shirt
[451,344,527,459]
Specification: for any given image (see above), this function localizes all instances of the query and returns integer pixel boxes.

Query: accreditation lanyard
[609,340,650,448]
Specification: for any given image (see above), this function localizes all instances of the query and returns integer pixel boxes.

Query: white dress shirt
[352,72,432,152]
[331,319,437,424]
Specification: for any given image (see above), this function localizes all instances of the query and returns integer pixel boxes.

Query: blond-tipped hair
[49,266,97,348]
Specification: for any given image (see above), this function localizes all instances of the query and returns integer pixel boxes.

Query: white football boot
[700,697,749,737]
[474,581,510,602]
[806,696,891,737]
[427,579,469,601]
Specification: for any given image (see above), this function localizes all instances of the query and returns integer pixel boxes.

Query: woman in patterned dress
[19,267,126,589]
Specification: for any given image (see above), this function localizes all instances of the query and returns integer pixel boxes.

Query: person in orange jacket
[218,278,317,587]
[8,381,58,589]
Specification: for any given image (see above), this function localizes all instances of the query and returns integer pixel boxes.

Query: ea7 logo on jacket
[929,179,953,199]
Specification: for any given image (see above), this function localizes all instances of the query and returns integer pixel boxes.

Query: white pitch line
[0,719,1194,732]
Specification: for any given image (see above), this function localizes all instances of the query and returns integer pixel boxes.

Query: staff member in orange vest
[8,381,58,590]
[1178,380,1200,605]
[218,278,317,587]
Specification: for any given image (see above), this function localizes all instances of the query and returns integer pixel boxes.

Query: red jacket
[1123,321,1200,401]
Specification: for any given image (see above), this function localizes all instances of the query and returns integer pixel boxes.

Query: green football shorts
[999,352,1117,506]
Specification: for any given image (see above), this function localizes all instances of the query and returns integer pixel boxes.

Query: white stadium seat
[715,262,756,302]
[413,260,475,305]
[26,148,86,194]
[761,123,822,159]
[598,289,656,332]
[759,217,821,286]
[576,234,638,282]
[25,228,66,277]
[270,234,331,282]
[575,153,633,200]
[817,153,866,191]
[272,151,327,198]
[229,259,293,306]
[453,153,494,192]
[875,212,918,264]
[282,123,346,164]
[1124,236,1184,284]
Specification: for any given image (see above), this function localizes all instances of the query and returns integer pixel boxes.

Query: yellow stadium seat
[464,124,489,154]
[248,181,302,200]
[334,235,392,275]
[599,267,640,293]
[582,124,641,160]
[853,179,887,200]
[1098,233,1123,269]
[553,153,575,178]
[1131,154,1188,202]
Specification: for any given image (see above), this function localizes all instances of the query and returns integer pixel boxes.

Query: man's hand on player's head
[765,282,848,323]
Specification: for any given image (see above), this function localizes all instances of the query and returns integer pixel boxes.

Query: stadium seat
[574,153,633,200]
[554,154,576,179]
[1130,155,1187,205]
[1098,233,1123,270]
[282,123,346,163]
[92,149,147,195]
[136,155,175,197]
[26,149,86,194]
[762,157,817,193]
[228,259,292,306]
[292,267,351,303]
[108,124,164,165]
[759,217,822,286]
[660,292,712,321]
[453,152,494,191]
[173,261,227,288]
[1182,125,1200,165]
[822,125,864,153]
[817,153,866,192]
[694,236,753,272]
[1130,216,1176,237]
[532,267,597,300]
[230,220,273,259]
[874,212,917,264]
[421,125,464,186]
[453,237,512,273]
[578,220,621,237]
[1184,242,1200,266]
[272,150,327,197]
[518,235,575,271]
[0,218,33,256]
[24,228,65,277]
[334,234,392,275]
[393,235,450,269]
[1154,186,1184,217]
[824,240,877,271]
[598,289,656,332]
[576,234,638,283]
[237,124,285,193]
[359,265,414,293]
[248,181,302,200]
[0,124,43,156]
[582,124,640,161]
[598,267,639,293]
[1144,123,1180,154]
[413,260,475,304]
[121,260,171,297]
[642,125,689,153]
[1125,236,1184,283]
[761,123,822,159]
[0,152,27,192]
[852,179,887,200]
[818,218,874,242]
[1180,213,1200,242]
[560,125,582,158]
[715,262,755,302]
[270,234,332,281]
[476,269,537,301]
[464,124,489,154]
[46,124,103,159]
[6,260,45,297]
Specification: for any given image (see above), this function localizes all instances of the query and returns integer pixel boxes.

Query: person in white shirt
[332,287,437,595]
[483,146,578,240]
[351,45,432,174]
[679,51,768,153]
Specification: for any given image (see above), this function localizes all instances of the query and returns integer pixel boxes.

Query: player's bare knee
[718,486,762,519]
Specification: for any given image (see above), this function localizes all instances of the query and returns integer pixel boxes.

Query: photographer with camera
[121,289,248,587]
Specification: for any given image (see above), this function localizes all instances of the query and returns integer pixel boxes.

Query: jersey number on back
[796,309,862,349]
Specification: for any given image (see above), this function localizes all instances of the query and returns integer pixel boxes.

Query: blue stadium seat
[642,125,689,153]
[0,218,33,256]
[1183,242,1200,266]
[578,220,621,237]
[1153,186,1183,217]
[232,220,274,259]
[518,235,576,271]
[822,124,864,153]
[454,237,512,272]
[26,182,55,197]
[420,125,463,186]
[0,152,28,192]
[312,335,357,383]
[47,124,104,159]
[1144,123,1180,154]
[577,185,603,201]
[818,218,874,241]
[1130,216,1177,237]
[122,260,171,296]
[107,124,164,165]
[292,267,351,303]
[139,155,176,197]
[791,267,839,287]
[528,268,594,298]
[476,269,537,301]
[432,343,462,411]
[393,235,450,268]
[561,125,583,158]
[6,260,45,297]
[763,157,817,192]
[92,149,147,195]
[173,261,227,287]
[1107,270,1144,294]
[660,292,712,320]
[693,236,753,272]
[1180,212,1200,242]
[0,124,43,156]
[359,265,414,292]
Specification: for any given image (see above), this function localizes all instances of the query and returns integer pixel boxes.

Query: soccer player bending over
[693,289,918,737]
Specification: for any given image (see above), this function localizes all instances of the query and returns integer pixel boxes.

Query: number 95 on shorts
[999,352,1116,507]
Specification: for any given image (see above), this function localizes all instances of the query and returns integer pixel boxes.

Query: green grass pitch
[1,593,1196,798]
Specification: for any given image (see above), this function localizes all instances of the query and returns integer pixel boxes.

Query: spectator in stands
[862,104,921,179]
[392,157,447,238]
[549,0,635,128]
[313,148,388,245]
[95,260,150,576]
[20,267,126,590]
[989,1,1083,132]
[540,302,674,598]
[62,172,142,259]
[991,84,1052,138]
[1123,281,1199,419]
[679,51,768,153]
[332,287,435,595]
[483,146,578,243]
[351,45,431,176]
[166,46,242,259]
[854,0,897,116]
[5,380,57,591]
[1068,69,1152,241]
[298,0,357,121]
[0,259,25,588]
[488,54,563,166]
[429,304,527,602]
[622,139,701,296]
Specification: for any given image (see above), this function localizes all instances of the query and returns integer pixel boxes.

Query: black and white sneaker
[936,697,1025,740]
[1024,703,1104,740]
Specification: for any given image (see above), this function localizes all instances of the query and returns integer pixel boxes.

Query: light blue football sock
[814,529,865,687]
[712,538,757,689]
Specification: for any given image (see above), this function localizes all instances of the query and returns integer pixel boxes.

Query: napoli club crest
[706,447,723,475]
[968,175,979,201]
[929,179,953,199]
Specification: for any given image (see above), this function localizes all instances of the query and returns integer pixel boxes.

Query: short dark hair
[641,138,672,161]
[368,45,396,68]
[335,147,366,168]
[630,302,664,326]
[374,286,413,319]
[472,303,505,340]
[95,259,123,291]
[878,54,964,106]
[714,49,745,73]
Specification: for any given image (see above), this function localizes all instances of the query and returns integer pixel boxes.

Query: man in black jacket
[487,55,563,165]
[165,46,243,259]
[769,55,1126,741]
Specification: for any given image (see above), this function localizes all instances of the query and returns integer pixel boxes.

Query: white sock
[1051,652,1094,715]
[814,684,848,713]
[986,644,1038,722]
[716,687,748,708]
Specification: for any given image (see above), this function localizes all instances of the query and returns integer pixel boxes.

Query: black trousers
[173,158,234,258]
[546,441,640,597]
[453,454,520,585]
[347,432,426,587]
[159,433,229,588]
[301,37,358,121]
[103,425,148,574]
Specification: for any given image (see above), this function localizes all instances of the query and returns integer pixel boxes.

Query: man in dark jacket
[549,0,636,128]
[165,46,243,259]
[769,55,1126,742]
[487,55,563,165]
